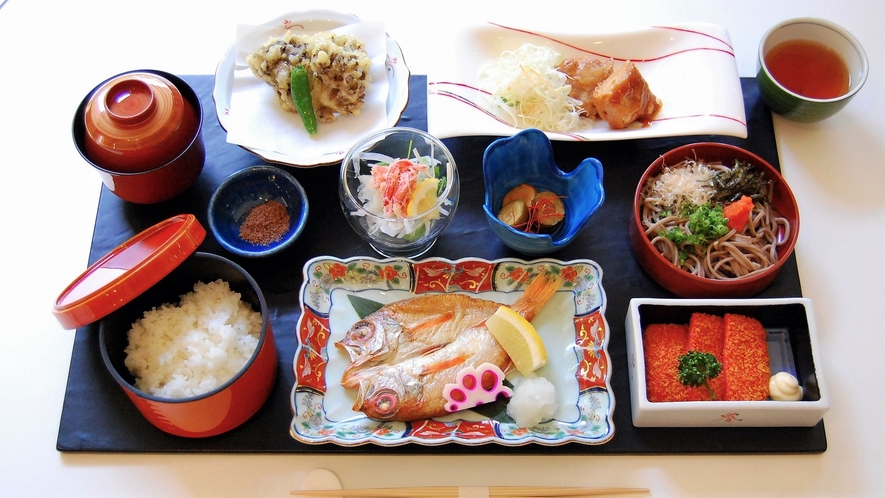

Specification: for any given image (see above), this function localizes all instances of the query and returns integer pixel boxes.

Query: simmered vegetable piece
[497,183,566,233]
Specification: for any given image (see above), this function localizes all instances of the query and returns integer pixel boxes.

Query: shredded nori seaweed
[708,160,770,203]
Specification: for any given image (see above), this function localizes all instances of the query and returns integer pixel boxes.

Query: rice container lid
[52,214,206,329]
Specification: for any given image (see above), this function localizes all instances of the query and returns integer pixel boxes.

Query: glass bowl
[339,127,460,258]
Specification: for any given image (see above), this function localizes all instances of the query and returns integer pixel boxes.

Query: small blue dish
[482,128,604,255]
[208,165,308,258]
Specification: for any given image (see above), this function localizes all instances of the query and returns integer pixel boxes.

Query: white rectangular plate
[428,22,747,141]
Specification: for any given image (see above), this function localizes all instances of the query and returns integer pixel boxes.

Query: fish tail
[509,271,563,322]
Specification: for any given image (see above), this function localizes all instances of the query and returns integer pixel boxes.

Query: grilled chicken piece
[557,57,613,118]
[591,62,662,129]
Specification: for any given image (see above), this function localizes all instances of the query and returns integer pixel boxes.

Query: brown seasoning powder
[239,200,291,245]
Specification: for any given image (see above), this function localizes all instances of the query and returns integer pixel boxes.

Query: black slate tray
[57,75,826,454]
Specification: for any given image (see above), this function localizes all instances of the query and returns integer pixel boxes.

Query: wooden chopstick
[291,486,650,497]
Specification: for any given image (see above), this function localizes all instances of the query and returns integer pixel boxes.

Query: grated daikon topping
[648,160,716,210]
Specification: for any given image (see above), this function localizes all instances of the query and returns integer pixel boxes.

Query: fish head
[353,370,407,421]
[335,317,391,362]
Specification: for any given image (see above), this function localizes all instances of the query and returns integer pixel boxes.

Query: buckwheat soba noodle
[640,158,791,280]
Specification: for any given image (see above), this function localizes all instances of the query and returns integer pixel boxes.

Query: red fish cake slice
[643,323,690,402]
[686,313,727,401]
[723,313,771,401]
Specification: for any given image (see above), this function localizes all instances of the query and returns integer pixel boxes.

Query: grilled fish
[336,272,561,421]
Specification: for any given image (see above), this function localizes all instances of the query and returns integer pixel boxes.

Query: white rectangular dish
[427,22,747,141]
[625,298,828,427]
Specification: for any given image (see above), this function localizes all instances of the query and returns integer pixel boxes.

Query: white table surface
[1,1,883,496]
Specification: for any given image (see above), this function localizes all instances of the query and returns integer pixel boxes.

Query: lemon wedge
[485,305,547,375]
[406,178,439,217]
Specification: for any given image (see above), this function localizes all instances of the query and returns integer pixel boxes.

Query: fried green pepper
[289,65,318,135]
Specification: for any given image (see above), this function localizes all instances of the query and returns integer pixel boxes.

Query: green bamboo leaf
[348,294,385,319]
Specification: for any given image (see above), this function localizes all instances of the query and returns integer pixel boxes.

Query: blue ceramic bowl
[482,128,604,255]
[208,165,308,258]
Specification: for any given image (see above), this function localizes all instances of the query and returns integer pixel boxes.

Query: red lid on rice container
[52,214,206,329]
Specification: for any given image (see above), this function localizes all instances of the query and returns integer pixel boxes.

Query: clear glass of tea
[757,18,868,122]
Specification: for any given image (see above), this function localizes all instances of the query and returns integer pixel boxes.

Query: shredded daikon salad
[353,150,451,239]
[479,44,582,133]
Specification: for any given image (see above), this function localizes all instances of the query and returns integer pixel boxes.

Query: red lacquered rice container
[52,214,278,438]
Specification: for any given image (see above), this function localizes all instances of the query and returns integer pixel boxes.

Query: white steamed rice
[124,279,262,399]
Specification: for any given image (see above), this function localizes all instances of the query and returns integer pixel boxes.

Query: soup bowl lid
[82,71,197,172]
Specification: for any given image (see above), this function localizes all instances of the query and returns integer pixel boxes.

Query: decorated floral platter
[291,256,614,446]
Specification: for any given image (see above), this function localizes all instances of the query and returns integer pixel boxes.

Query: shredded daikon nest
[479,44,582,133]
[648,160,717,210]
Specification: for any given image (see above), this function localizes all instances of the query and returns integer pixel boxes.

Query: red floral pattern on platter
[412,260,496,293]
[296,308,331,392]
[504,266,531,285]
[409,419,499,440]
[327,262,347,280]
[560,265,578,282]
[574,310,608,390]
